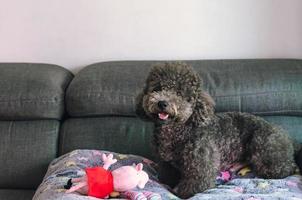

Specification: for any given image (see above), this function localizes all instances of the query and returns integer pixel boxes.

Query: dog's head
[136,62,215,126]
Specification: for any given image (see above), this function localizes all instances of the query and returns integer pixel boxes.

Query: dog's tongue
[158,112,169,120]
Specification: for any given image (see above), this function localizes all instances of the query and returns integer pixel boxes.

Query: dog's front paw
[174,181,195,199]
[175,178,215,199]
[172,185,179,195]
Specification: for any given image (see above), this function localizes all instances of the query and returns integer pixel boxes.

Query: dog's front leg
[175,142,219,198]
[157,161,181,189]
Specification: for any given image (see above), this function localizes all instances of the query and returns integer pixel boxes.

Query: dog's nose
[158,101,168,110]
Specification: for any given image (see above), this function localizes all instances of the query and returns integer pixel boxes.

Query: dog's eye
[152,85,161,92]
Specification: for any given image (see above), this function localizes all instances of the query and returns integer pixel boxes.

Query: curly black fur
[136,62,299,198]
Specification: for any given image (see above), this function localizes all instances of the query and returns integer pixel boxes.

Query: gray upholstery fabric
[0,189,35,200]
[0,120,60,189]
[263,116,302,143]
[59,117,154,159]
[66,61,150,117]
[66,59,302,117]
[0,63,73,120]
[59,116,302,160]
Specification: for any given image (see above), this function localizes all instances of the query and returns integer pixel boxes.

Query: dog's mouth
[158,112,169,120]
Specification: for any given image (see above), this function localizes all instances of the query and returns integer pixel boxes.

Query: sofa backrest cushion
[66,59,302,117]
[0,63,73,120]
[0,63,73,190]
[59,117,154,159]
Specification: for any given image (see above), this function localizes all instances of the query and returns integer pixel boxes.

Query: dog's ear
[190,91,215,127]
[135,91,149,120]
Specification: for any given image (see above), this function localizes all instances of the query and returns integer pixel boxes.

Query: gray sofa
[1,59,302,200]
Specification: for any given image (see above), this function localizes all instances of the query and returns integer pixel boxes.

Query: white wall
[0,0,301,73]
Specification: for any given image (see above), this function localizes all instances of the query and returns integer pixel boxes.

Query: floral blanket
[33,150,302,200]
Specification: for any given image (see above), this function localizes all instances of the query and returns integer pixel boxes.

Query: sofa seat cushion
[0,120,60,189]
[0,189,35,200]
[33,150,177,200]
[34,150,302,200]
[0,63,73,120]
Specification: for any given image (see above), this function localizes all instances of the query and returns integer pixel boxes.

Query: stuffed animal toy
[65,153,161,200]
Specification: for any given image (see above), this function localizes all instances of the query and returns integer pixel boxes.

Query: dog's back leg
[249,126,297,178]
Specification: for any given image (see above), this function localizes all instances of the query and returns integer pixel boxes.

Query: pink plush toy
[65,153,160,199]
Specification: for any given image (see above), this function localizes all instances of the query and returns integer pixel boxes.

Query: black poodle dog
[136,62,300,198]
